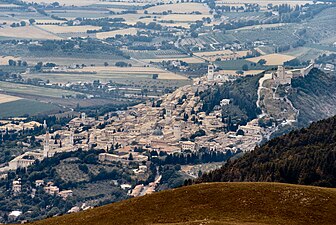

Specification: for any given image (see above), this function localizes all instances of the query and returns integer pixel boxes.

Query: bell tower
[43,131,50,158]
[207,64,214,81]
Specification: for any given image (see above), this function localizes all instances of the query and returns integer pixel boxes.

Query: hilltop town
[0,0,335,223]
[0,61,318,210]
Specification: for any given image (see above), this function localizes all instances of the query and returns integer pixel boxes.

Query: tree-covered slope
[196,115,336,187]
[200,74,262,130]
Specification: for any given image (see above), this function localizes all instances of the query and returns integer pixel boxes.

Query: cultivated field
[25,66,187,83]
[96,28,138,39]
[22,56,136,67]
[37,25,101,34]
[215,58,272,70]
[146,3,210,14]
[194,50,250,62]
[144,57,205,64]
[235,23,289,31]
[46,9,110,19]
[0,26,62,40]
[160,14,211,22]
[194,50,234,57]
[216,0,317,7]
[247,53,296,65]
[218,69,264,76]
[285,47,335,62]
[22,0,100,6]
[127,49,187,59]
[0,99,61,118]
[0,93,22,104]
[0,81,82,98]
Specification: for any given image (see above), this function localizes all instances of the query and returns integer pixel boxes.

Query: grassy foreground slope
[29,182,336,225]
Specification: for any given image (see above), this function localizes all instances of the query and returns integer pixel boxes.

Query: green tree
[242,64,249,71]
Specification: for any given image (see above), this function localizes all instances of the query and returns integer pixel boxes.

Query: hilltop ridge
[26,182,336,225]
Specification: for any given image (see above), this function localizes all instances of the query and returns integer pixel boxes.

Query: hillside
[289,68,336,127]
[197,115,336,187]
[26,182,336,225]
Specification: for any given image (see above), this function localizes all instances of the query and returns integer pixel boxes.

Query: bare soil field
[0,26,62,40]
[96,28,138,39]
[247,53,296,65]
[146,3,210,14]
[0,93,22,104]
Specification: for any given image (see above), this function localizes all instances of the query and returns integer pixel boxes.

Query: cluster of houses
[1,65,269,175]
[12,178,73,199]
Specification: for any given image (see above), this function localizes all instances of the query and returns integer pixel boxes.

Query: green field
[127,50,188,59]
[215,59,272,70]
[0,99,61,118]
[0,81,83,98]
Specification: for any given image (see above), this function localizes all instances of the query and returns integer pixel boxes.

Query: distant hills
[196,115,336,187]
[27,182,336,225]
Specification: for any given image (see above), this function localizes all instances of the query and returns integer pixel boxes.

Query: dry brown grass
[0,94,21,104]
[96,28,138,39]
[246,53,296,65]
[0,56,20,65]
[0,26,62,40]
[28,182,336,225]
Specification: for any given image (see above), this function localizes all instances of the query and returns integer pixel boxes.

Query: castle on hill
[272,63,315,85]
